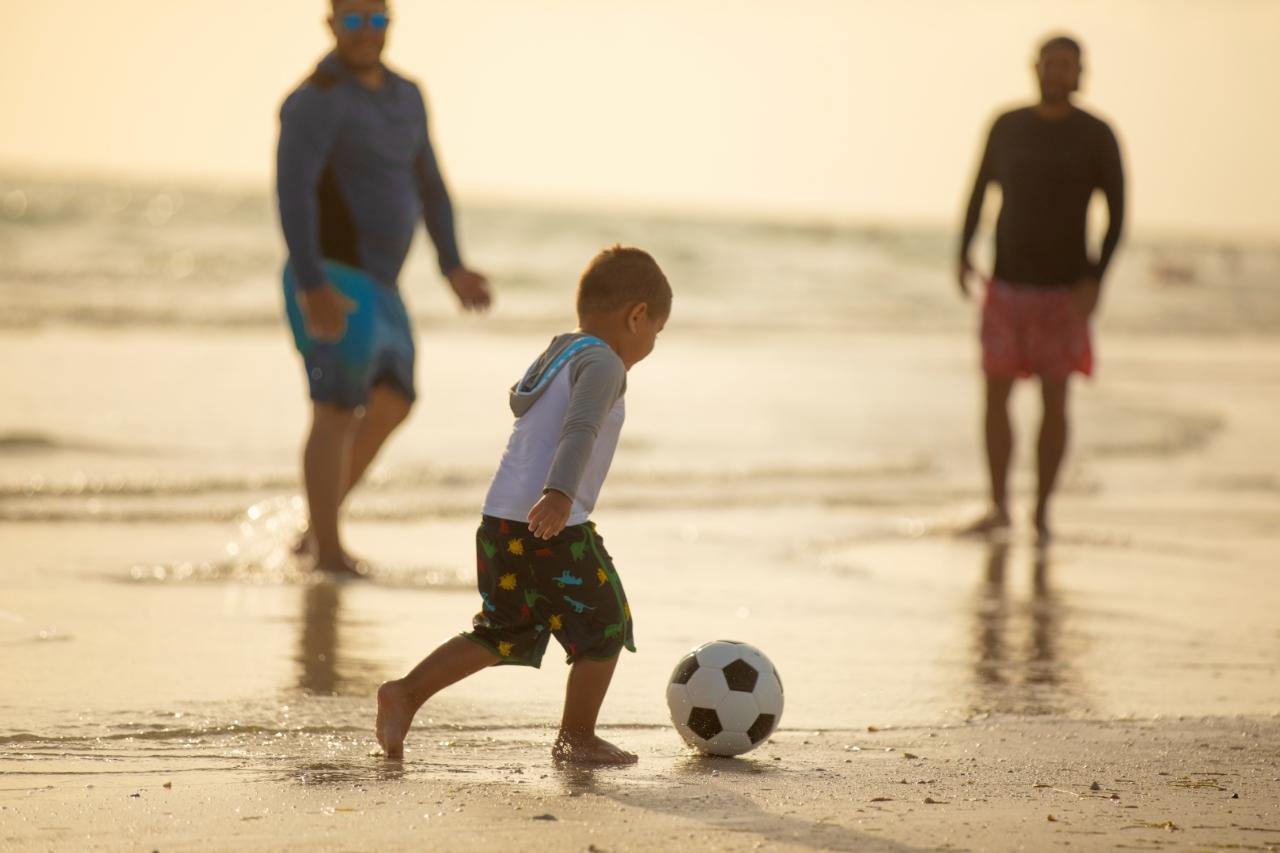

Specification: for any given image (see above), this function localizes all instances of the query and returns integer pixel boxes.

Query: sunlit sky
[3,0,1278,239]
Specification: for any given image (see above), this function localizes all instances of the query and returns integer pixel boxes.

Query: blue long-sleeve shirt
[276,53,463,291]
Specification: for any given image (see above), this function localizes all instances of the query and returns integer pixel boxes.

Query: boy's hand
[528,490,572,540]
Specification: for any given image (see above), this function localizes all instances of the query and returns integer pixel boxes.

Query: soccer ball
[666,640,784,757]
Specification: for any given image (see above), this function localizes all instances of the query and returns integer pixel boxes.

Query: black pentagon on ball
[747,713,777,744]
[722,658,759,692]
[670,654,700,685]
[686,707,723,740]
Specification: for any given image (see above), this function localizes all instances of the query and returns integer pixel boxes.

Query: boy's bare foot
[376,680,416,759]
[958,508,1012,537]
[552,732,638,765]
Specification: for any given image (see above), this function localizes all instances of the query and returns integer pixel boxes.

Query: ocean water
[1,173,1278,785]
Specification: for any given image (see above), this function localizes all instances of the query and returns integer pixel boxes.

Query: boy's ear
[627,302,649,331]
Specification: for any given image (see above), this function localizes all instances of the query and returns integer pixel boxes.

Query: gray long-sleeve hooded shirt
[482,334,627,526]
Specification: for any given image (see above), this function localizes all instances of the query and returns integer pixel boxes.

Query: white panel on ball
[716,691,761,733]
[694,641,747,670]
[666,682,694,724]
[754,673,784,716]
[684,666,730,707]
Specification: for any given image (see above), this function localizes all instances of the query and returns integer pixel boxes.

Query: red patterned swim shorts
[980,279,1094,379]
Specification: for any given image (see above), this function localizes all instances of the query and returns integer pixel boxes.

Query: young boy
[376,246,671,764]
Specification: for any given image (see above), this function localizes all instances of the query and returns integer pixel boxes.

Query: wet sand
[3,316,1279,850]
[5,718,1278,851]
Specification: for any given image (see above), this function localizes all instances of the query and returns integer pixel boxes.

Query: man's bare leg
[303,402,359,573]
[963,375,1016,534]
[295,385,412,559]
[343,384,412,499]
[376,636,497,758]
[553,656,637,765]
[1035,376,1070,543]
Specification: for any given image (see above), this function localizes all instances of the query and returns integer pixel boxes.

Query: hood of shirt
[509,333,611,417]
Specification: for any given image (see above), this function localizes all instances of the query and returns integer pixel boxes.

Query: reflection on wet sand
[296,581,384,697]
[970,543,1085,716]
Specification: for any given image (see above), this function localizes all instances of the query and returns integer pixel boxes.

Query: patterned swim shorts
[980,279,1094,379]
[463,516,636,668]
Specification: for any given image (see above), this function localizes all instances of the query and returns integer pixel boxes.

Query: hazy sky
[3,0,1278,239]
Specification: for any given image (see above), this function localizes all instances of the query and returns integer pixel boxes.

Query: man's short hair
[1039,34,1083,60]
[576,246,672,319]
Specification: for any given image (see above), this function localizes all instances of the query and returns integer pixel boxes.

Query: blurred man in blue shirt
[277,0,491,573]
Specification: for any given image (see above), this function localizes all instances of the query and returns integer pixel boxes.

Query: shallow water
[1,175,1278,783]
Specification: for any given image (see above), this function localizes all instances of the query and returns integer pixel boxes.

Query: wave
[0,719,680,750]
[0,458,930,500]
[123,558,474,590]
[8,178,1277,339]
[0,431,128,456]
[0,724,367,747]
[1088,409,1224,459]
[0,459,942,525]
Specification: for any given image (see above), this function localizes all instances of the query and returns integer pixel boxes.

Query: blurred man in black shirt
[957,35,1125,543]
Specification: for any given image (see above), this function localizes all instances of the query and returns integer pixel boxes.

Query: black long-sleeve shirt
[961,106,1125,286]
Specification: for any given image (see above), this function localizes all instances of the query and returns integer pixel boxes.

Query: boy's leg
[303,402,359,573]
[1034,376,1071,542]
[552,656,637,765]
[376,635,497,759]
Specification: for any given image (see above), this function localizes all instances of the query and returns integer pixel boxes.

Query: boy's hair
[576,246,672,319]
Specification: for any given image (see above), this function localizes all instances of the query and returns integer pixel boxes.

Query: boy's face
[620,304,667,370]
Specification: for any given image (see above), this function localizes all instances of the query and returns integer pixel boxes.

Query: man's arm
[527,350,627,539]
[957,119,999,297]
[277,87,339,292]
[412,99,491,311]
[277,86,354,340]
[413,123,464,277]
[1090,125,1126,284]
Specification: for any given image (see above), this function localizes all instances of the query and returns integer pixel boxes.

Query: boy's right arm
[527,350,626,540]
[527,490,573,540]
